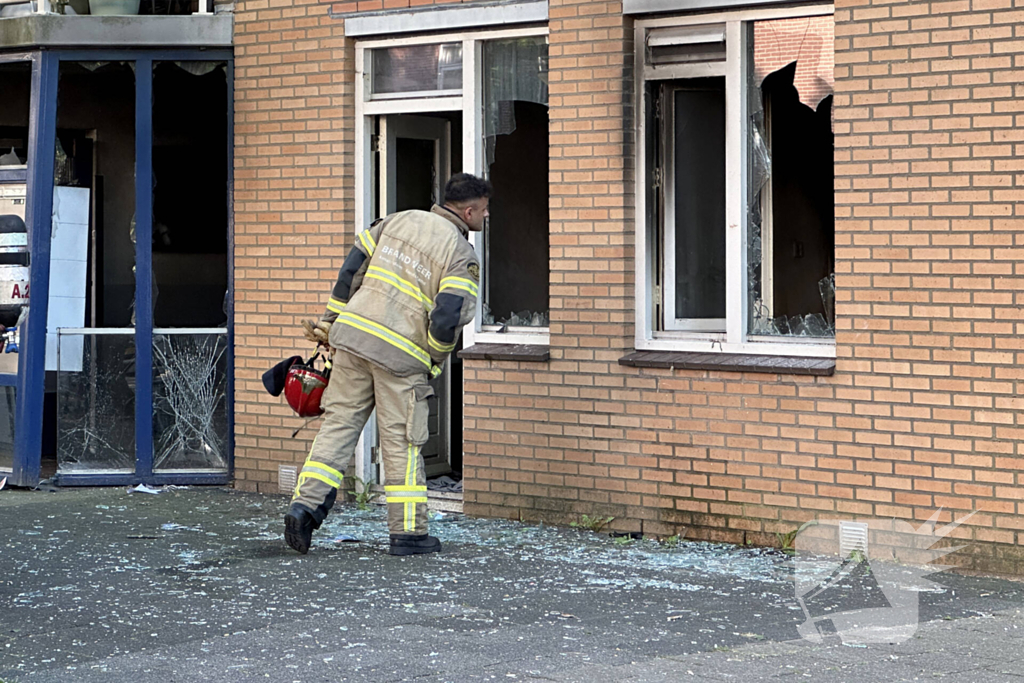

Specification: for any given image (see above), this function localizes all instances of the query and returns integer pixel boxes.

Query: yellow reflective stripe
[430,365,442,379]
[337,312,431,369]
[385,485,428,493]
[358,230,376,256]
[405,502,414,531]
[428,331,455,353]
[327,297,346,314]
[298,471,341,490]
[387,494,428,503]
[294,437,317,498]
[366,266,433,308]
[439,276,479,297]
[305,460,344,485]
[301,468,343,490]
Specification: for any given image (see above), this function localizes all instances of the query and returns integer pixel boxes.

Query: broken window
[151,61,229,328]
[747,16,835,338]
[54,61,137,329]
[643,13,835,345]
[152,332,228,472]
[481,37,549,329]
[56,332,136,473]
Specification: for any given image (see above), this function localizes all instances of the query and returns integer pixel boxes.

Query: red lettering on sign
[11,284,19,299]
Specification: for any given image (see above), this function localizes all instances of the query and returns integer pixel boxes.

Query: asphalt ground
[1,487,1023,682]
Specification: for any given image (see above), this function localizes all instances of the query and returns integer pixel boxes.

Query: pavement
[1,486,1023,682]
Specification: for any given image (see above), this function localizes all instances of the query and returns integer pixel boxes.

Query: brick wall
[831,0,1024,571]
[233,0,488,493]
[462,0,647,528]
[234,0,1024,573]
[233,0,354,492]
[462,0,1024,574]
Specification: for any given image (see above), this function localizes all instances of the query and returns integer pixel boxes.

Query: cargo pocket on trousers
[406,384,435,446]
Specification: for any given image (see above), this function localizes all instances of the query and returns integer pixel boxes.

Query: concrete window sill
[458,344,549,362]
[618,350,835,376]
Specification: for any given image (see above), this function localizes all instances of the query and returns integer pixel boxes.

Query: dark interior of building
[761,62,835,320]
[485,100,549,325]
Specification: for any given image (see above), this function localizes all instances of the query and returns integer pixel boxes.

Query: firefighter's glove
[302,319,332,346]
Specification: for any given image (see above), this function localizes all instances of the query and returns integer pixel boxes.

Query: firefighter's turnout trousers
[291,349,433,536]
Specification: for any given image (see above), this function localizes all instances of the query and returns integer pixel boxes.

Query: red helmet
[284,353,331,418]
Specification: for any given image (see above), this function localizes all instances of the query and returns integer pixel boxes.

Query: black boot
[284,503,321,554]
[389,534,442,556]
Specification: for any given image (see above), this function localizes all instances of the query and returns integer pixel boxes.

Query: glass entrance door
[47,53,233,487]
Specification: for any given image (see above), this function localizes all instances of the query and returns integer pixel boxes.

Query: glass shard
[752,16,835,110]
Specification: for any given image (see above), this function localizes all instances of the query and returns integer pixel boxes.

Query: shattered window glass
[57,332,136,473]
[746,16,835,338]
[481,37,550,329]
[152,332,228,472]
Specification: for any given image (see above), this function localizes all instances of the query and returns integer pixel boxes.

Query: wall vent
[838,521,869,558]
[278,465,298,494]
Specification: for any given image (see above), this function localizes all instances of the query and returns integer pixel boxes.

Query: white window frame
[634,4,835,359]
[661,70,728,333]
[355,26,551,350]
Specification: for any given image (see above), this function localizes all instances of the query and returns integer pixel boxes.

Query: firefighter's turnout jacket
[322,204,480,377]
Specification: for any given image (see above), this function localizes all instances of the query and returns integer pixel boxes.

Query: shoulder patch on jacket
[467,263,480,282]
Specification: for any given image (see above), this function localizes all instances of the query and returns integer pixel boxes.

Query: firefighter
[285,173,489,556]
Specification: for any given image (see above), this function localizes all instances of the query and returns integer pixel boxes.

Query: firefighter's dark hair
[443,173,492,204]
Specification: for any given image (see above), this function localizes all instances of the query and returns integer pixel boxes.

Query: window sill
[618,350,835,376]
[468,328,550,347]
[458,344,549,362]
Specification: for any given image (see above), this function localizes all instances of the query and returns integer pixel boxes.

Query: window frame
[354,26,551,350]
[661,74,728,333]
[634,4,836,359]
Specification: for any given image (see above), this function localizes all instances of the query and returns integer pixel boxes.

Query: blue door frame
[4,49,235,488]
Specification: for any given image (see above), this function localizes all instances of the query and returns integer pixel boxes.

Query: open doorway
[370,111,464,492]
